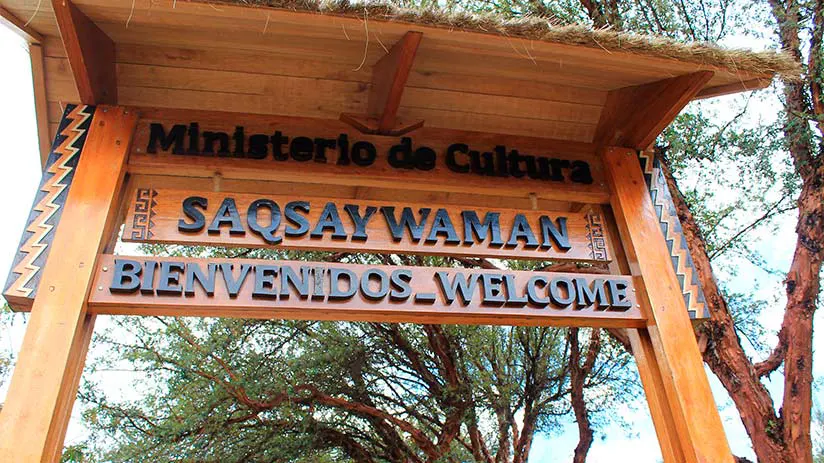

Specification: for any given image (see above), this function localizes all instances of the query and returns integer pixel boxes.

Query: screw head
[102,266,108,272]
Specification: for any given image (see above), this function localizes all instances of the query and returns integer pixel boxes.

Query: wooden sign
[128,109,611,204]
[89,255,643,328]
[122,189,610,262]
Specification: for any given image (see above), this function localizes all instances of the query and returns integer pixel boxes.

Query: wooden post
[602,146,733,462]
[628,328,687,462]
[0,106,137,462]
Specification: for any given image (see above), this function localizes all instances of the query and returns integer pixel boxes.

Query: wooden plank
[694,78,772,100]
[0,106,138,461]
[121,188,611,262]
[594,71,714,149]
[115,85,597,141]
[89,254,644,328]
[129,174,576,212]
[368,31,423,133]
[113,43,609,106]
[127,108,610,204]
[602,146,733,462]
[30,43,52,166]
[0,6,43,43]
[52,0,117,104]
[43,35,67,58]
[104,61,602,138]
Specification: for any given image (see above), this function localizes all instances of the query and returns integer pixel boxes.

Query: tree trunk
[660,158,790,461]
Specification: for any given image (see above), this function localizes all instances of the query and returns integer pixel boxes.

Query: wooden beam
[341,31,424,135]
[0,106,136,461]
[52,0,117,104]
[0,7,43,43]
[602,146,733,462]
[594,71,713,149]
[694,78,771,100]
[370,31,423,132]
[30,43,52,166]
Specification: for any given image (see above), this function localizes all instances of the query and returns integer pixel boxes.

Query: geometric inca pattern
[3,104,96,311]
[638,150,709,320]
[130,188,158,240]
[585,211,608,261]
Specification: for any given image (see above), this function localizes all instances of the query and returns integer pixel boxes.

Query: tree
[567,0,823,461]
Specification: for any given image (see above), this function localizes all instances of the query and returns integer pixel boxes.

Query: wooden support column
[603,146,733,462]
[628,328,688,462]
[52,0,117,105]
[0,106,137,462]
[340,31,424,135]
[602,206,688,462]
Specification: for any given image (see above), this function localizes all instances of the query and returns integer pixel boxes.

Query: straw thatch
[203,0,801,79]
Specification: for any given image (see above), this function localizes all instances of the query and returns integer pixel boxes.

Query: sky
[0,20,820,462]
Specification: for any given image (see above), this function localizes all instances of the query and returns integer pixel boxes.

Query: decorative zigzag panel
[638,151,709,320]
[3,104,96,311]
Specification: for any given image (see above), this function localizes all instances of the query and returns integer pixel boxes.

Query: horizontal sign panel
[89,255,644,328]
[123,189,610,262]
[128,109,610,204]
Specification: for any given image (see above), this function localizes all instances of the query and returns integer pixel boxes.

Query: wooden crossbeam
[0,7,43,43]
[594,71,714,149]
[341,31,424,136]
[52,0,117,105]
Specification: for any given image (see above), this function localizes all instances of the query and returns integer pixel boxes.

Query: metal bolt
[116,140,121,146]
[136,148,143,153]
[49,286,55,292]
[98,286,103,291]
[102,266,108,272]
[102,108,108,113]
[636,304,641,308]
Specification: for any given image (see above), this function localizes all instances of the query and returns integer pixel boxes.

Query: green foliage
[61,444,92,463]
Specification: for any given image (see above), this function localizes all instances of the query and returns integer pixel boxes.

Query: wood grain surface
[122,188,610,262]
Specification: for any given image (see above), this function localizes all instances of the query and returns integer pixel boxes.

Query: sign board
[89,255,643,327]
[123,189,610,262]
[127,110,611,204]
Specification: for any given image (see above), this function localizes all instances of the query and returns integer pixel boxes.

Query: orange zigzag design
[8,106,93,297]
[651,171,706,316]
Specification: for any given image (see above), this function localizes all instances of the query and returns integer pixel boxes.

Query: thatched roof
[195,0,799,80]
